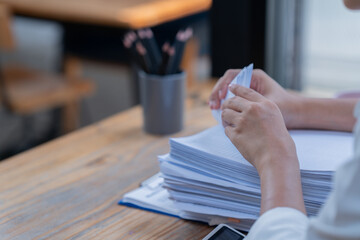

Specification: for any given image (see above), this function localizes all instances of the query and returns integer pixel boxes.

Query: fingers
[229,84,264,102]
[224,125,235,141]
[219,83,228,99]
[249,69,264,94]
[250,69,283,96]
[209,69,241,109]
[221,108,239,127]
[209,79,224,109]
[221,96,248,112]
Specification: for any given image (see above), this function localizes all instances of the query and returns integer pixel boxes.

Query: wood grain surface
[0,81,218,239]
[0,0,212,28]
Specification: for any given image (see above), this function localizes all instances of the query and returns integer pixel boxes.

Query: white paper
[158,125,354,225]
[170,125,353,171]
[122,175,180,216]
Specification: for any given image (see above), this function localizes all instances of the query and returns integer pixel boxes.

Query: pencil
[136,42,151,73]
[138,29,159,73]
[146,29,162,71]
[124,31,144,70]
[165,46,176,75]
[167,27,193,74]
[158,42,170,75]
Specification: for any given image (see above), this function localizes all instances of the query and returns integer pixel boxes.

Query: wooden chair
[0,3,94,133]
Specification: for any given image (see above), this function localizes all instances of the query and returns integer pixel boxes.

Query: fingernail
[218,90,222,98]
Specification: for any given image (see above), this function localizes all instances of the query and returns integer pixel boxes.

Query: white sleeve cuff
[246,207,309,240]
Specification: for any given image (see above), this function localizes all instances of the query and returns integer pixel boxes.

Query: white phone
[202,224,246,240]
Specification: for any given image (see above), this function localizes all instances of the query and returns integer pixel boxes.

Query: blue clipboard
[118,199,180,219]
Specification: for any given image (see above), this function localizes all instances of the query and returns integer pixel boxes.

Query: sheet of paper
[290,130,353,171]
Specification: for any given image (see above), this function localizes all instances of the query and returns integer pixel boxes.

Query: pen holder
[139,70,186,135]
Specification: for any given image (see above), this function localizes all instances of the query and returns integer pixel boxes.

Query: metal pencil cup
[139,70,186,135]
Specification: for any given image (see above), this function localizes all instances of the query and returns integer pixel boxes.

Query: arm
[290,97,357,132]
[214,69,358,239]
[258,157,305,215]
[210,69,358,132]
[221,84,306,215]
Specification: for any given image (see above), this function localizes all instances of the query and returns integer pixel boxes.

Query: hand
[210,69,303,129]
[222,84,306,215]
[221,84,298,173]
[209,69,241,109]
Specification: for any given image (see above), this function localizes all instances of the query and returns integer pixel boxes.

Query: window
[302,0,360,97]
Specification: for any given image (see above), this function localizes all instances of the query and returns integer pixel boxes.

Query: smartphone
[202,224,246,240]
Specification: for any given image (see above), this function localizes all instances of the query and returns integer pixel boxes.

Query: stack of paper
[158,125,353,231]
[120,172,257,229]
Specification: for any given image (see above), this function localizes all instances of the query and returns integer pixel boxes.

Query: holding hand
[212,67,355,215]
[210,69,302,129]
[222,84,306,214]
[221,84,298,173]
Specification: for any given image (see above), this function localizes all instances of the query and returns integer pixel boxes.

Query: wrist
[284,92,306,129]
[258,158,305,214]
[256,138,299,176]
[257,153,299,178]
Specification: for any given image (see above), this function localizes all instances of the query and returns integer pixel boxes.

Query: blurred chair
[0,3,94,134]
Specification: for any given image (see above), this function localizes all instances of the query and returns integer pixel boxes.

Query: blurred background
[0,0,359,160]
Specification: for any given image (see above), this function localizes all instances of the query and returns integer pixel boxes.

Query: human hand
[221,84,298,173]
[222,84,306,214]
[209,69,241,110]
[210,69,303,129]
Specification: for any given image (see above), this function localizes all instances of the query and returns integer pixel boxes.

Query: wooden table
[0,81,218,239]
[0,0,212,28]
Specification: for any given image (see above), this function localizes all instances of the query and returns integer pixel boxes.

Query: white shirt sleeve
[246,102,360,240]
[245,207,308,240]
[305,146,360,239]
[246,154,360,240]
